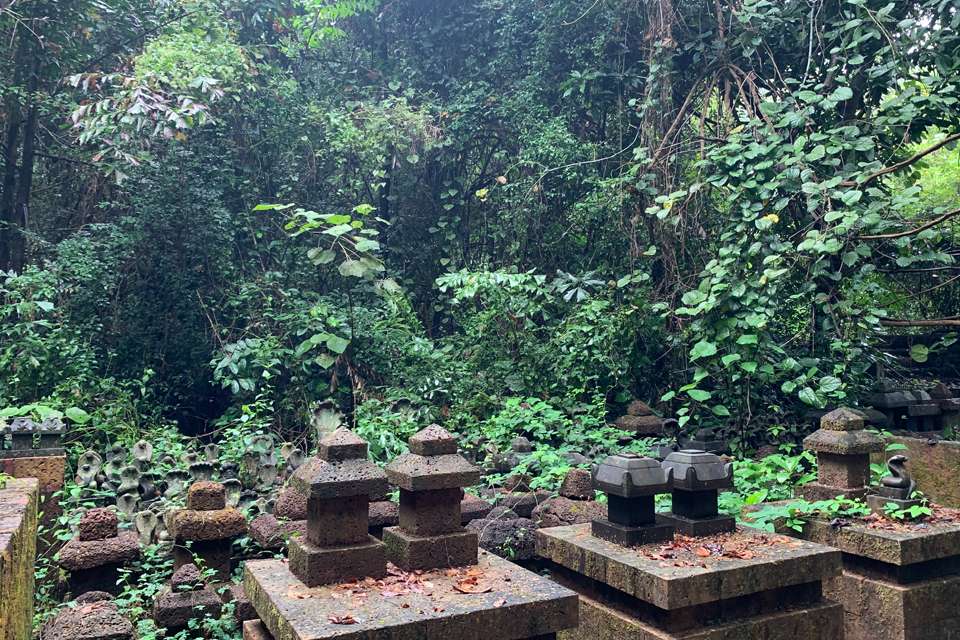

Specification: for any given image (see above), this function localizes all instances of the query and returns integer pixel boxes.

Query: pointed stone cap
[409,424,457,456]
[290,428,386,499]
[319,427,368,461]
[820,408,865,431]
[385,427,480,491]
[592,453,672,498]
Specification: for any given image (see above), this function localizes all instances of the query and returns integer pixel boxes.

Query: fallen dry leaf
[328,615,358,625]
[694,547,711,558]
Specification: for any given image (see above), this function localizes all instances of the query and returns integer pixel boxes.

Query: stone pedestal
[244,552,578,640]
[795,515,960,640]
[382,424,481,570]
[287,428,388,586]
[168,481,246,581]
[798,407,884,501]
[153,563,222,631]
[537,523,843,639]
[660,450,735,536]
[59,508,140,595]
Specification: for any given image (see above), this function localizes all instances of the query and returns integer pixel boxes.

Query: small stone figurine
[866,455,923,516]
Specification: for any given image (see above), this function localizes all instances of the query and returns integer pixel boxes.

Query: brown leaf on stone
[493,598,506,607]
[328,614,358,625]
[453,577,493,594]
[694,547,711,558]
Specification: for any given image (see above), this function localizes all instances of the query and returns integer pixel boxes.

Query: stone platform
[244,551,577,640]
[537,523,843,639]
[797,514,960,640]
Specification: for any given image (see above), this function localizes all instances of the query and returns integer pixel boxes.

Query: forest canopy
[0,0,958,458]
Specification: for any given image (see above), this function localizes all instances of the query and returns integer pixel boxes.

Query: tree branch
[880,317,960,327]
[842,132,960,187]
[860,207,960,240]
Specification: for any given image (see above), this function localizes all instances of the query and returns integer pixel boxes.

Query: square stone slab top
[408,424,459,456]
[386,453,481,492]
[290,456,388,500]
[59,530,140,571]
[244,552,578,640]
[536,523,840,611]
[800,515,960,566]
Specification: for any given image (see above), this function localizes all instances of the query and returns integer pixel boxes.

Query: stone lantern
[591,452,674,546]
[660,450,735,536]
[287,427,387,586]
[382,424,481,570]
[800,407,883,501]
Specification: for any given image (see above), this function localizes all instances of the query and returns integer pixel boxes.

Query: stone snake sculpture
[881,454,916,498]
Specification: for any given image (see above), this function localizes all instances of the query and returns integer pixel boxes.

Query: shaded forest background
[0,0,958,460]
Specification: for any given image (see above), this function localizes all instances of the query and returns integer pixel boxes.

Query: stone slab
[0,478,38,640]
[536,524,841,610]
[386,453,481,491]
[797,482,869,502]
[800,517,960,565]
[153,586,222,629]
[244,552,578,640]
[188,481,227,511]
[559,588,843,640]
[244,620,273,640]
[871,434,960,507]
[59,531,140,571]
[824,568,960,640]
[659,513,735,537]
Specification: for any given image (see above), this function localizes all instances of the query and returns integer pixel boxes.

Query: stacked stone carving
[59,507,140,595]
[167,481,246,581]
[799,407,884,501]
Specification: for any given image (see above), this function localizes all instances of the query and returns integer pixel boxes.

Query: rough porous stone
[467,515,538,560]
[249,515,305,549]
[497,491,538,518]
[243,619,273,640]
[59,531,140,571]
[613,415,666,435]
[42,599,134,640]
[154,586,222,629]
[820,407,866,431]
[78,508,118,541]
[368,500,400,528]
[823,568,960,640]
[171,563,202,591]
[559,468,594,500]
[244,552,578,640]
[288,534,386,587]
[224,582,258,622]
[382,526,478,569]
[187,481,227,511]
[627,400,654,416]
[460,493,493,523]
[274,487,308,520]
[386,453,481,491]
[408,424,459,455]
[0,478,39,640]
[537,524,841,610]
[803,429,884,455]
[533,496,606,528]
[289,456,387,500]
[168,507,246,541]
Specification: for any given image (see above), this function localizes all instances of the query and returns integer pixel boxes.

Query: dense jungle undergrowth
[1,0,960,631]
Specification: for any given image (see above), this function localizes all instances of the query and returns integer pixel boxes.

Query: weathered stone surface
[798,482,870,502]
[78,508,118,541]
[382,526,478,570]
[537,524,841,610]
[803,429,884,455]
[386,453,481,491]
[244,552,579,640]
[288,534,386,587]
[398,487,462,535]
[249,515,305,549]
[0,478,38,640]
[559,468,594,500]
[627,400,654,416]
[799,517,960,565]
[306,494,368,546]
[369,500,400,528]
[533,497,606,528]
[42,599,134,640]
[467,515,538,560]
[0,454,65,532]
[870,435,960,508]
[408,424,459,456]
[187,481,226,511]
[317,427,368,462]
[591,517,674,547]
[659,512,735,537]
[558,588,843,640]
[824,569,960,640]
[243,619,273,640]
[613,415,665,435]
[460,493,493,523]
[59,531,140,571]
[274,487,308,520]
[169,507,246,541]
[289,457,387,500]
[816,453,870,488]
[171,563,202,591]
[820,407,866,431]
[173,538,233,583]
[154,586,222,629]
[224,582,258,622]
[497,491,538,518]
